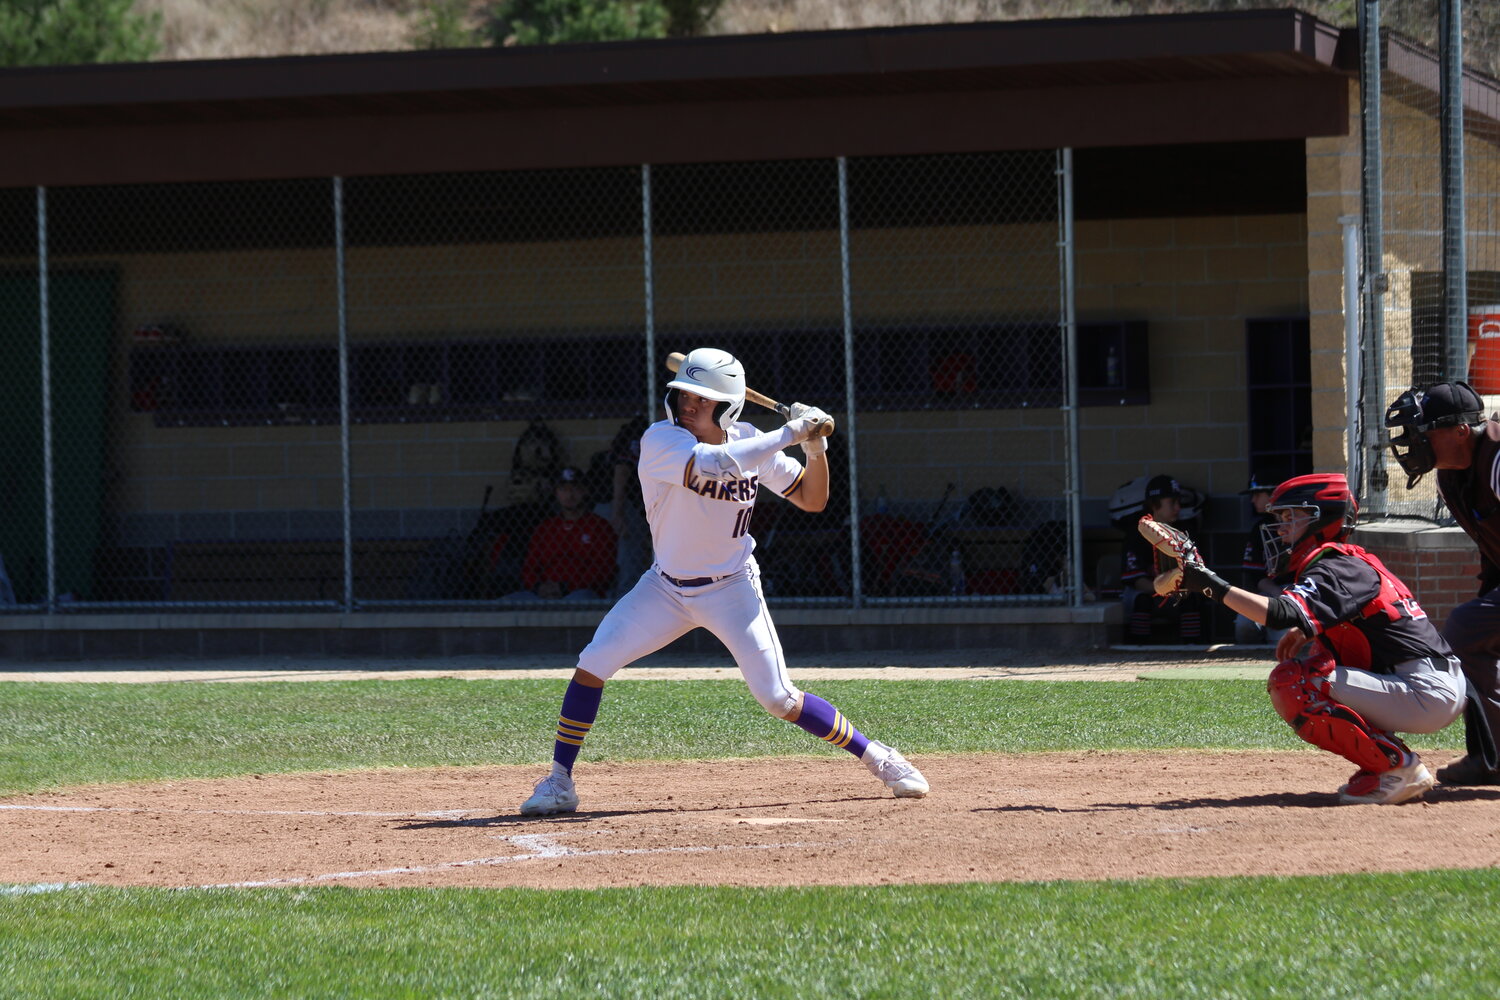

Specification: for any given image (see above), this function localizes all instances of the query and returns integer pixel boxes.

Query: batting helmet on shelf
[664,347,746,431]
[1261,473,1358,576]
[1384,381,1486,489]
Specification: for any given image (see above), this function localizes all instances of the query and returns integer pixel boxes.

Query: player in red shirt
[516,467,618,600]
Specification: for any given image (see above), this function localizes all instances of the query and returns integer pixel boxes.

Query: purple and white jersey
[637,419,805,580]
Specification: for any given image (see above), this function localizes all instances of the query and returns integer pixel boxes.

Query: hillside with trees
[5,0,1497,80]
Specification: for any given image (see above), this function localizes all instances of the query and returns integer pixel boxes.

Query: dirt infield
[5,751,1499,890]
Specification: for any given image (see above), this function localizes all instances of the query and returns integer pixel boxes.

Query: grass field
[0,676,1490,999]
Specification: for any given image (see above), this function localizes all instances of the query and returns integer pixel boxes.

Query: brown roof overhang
[0,9,1357,186]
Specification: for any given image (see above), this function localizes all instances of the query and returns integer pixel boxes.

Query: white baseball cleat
[862,740,929,798]
[1338,757,1434,805]
[520,768,579,816]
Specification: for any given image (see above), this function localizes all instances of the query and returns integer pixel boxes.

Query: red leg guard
[1267,657,1406,773]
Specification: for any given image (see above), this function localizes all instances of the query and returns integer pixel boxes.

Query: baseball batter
[520,347,928,815]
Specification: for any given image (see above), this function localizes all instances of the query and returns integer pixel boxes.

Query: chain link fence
[847,151,1068,604]
[0,187,41,607]
[51,179,341,606]
[1368,2,1500,519]
[343,167,646,608]
[6,150,1073,611]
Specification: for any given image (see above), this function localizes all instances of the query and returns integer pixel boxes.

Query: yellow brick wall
[90,197,1309,531]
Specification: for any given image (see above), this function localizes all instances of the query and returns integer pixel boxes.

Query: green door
[0,269,115,603]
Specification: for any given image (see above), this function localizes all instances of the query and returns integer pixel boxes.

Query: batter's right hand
[785,404,831,442]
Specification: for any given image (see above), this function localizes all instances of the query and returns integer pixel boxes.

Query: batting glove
[787,402,830,454]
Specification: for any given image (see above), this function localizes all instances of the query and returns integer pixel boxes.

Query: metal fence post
[1441,0,1467,380]
[1359,0,1389,507]
[37,186,56,610]
[837,156,863,608]
[335,176,353,612]
[1342,215,1363,486]
[643,164,657,412]
[1058,150,1082,608]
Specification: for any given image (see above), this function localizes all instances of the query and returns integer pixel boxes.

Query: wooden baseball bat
[666,352,834,437]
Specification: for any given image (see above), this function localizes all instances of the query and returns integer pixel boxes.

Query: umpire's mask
[1385,382,1485,489]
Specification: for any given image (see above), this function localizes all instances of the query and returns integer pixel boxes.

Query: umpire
[1386,380,1500,785]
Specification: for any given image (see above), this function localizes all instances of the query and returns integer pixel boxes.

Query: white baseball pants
[576,557,801,717]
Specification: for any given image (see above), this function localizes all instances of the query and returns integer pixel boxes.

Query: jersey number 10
[732,507,754,538]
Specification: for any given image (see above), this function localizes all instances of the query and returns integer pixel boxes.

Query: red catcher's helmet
[1261,473,1359,575]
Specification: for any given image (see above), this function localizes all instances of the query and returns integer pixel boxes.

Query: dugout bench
[161,538,434,603]
[757,522,1125,598]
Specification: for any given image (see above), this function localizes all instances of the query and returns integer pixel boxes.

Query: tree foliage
[482,0,721,46]
[0,0,160,67]
[660,0,721,38]
[409,0,484,49]
[483,0,665,45]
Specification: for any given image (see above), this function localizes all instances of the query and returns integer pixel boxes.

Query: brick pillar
[1351,522,1481,629]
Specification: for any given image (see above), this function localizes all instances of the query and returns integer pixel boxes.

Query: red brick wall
[1351,526,1480,630]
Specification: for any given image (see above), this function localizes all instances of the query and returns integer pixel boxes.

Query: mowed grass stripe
[0,678,1467,794]
[1,872,1497,999]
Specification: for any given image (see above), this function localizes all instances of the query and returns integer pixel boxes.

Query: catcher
[1139,473,1465,804]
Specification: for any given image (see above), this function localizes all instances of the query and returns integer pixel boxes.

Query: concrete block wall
[95,203,1309,547]
[1072,211,1307,520]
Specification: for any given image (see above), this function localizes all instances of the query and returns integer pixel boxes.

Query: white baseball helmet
[664,347,745,430]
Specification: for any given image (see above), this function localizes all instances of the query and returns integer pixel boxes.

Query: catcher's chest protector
[1300,543,1426,671]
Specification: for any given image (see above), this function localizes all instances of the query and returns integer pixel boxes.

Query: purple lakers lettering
[685,471,759,502]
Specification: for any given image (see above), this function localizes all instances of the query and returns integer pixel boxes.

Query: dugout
[0,10,1494,657]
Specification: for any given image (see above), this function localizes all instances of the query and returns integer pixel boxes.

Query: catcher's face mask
[1260,506,1316,577]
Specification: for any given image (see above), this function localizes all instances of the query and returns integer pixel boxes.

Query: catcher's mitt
[1136,515,1203,597]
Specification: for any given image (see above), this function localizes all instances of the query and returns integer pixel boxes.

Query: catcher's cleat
[1435,755,1500,786]
[520,768,579,816]
[1338,754,1434,805]
[862,741,929,798]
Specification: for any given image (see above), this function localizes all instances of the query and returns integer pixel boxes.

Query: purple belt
[661,571,720,588]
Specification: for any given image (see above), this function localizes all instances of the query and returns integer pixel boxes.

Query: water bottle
[948,548,966,596]
[875,487,889,516]
[1105,344,1120,387]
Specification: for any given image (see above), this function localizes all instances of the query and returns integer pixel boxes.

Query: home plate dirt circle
[4,751,1500,890]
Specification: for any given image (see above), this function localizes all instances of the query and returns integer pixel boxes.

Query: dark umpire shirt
[1282,549,1453,672]
[1437,417,1500,596]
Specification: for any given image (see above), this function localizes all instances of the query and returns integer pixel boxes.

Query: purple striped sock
[792,693,869,758]
[551,680,603,773]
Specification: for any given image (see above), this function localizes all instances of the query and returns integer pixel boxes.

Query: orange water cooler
[1470,305,1500,394]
